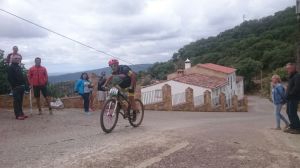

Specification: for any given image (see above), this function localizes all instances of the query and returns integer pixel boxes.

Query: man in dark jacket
[97,71,107,102]
[7,55,28,120]
[284,63,300,134]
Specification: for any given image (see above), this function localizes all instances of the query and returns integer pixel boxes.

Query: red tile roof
[173,73,227,89]
[199,63,236,74]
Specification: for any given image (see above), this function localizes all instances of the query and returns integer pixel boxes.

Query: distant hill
[49,64,152,83]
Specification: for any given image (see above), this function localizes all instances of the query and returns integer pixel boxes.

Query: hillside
[147,7,298,90]
[49,64,152,83]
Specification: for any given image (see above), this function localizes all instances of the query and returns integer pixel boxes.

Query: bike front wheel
[100,99,119,133]
[129,99,144,127]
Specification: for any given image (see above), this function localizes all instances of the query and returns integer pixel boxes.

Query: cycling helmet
[108,59,119,66]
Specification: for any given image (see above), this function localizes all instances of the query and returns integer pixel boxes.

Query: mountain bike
[100,86,144,133]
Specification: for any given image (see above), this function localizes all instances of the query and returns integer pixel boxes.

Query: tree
[144,6,298,91]
[0,50,10,94]
[235,58,263,91]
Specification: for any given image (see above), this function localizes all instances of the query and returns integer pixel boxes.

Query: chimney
[177,69,184,77]
[185,58,191,69]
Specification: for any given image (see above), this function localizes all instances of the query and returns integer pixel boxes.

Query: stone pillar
[232,95,238,112]
[204,90,212,112]
[88,73,99,109]
[185,87,194,111]
[243,96,248,112]
[219,92,226,112]
[162,84,172,111]
[135,85,142,100]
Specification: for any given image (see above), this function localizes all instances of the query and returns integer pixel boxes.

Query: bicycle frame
[108,86,131,118]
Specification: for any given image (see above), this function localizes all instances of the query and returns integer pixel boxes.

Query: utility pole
[296,0,300,71]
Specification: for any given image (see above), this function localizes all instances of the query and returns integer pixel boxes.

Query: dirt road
[0,96,299,168]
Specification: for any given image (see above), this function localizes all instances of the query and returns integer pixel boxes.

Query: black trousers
[81,93,90,112]
[13,86,25,118]
[286,99,300,129]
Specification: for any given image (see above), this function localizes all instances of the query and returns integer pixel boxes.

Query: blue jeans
[274,104,289,128]
[81,93,90,112]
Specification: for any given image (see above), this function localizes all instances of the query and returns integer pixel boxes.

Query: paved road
[0,96,300,168]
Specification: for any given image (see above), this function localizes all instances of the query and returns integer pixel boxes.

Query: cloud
[0,1,48,38]
[0,0,296,74]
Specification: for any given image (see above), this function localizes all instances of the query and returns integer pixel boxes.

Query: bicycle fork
[107,100,118,117]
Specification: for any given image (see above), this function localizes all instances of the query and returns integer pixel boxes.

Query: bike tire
[100,99,119,133]
[129,99,144,127]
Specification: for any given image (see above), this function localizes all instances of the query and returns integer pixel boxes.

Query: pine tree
[0,50,10,94]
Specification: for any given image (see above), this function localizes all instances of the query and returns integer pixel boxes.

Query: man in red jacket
[28,57,52,115]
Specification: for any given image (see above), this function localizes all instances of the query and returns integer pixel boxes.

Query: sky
[0,0,296,75]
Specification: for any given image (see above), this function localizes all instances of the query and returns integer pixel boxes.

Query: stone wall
[143,84,248,112]
[1,82,248,112]
[0,94,48,109]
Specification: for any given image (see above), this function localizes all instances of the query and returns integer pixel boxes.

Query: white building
[141,60,244,106]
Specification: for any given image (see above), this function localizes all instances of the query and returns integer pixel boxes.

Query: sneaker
[283,127,300,134]
[285,125,289,129]
[16,116,25,120]
[24,91,30,94]
[22,115,28,119]
[85,112,91,115]
[9,92,13,96]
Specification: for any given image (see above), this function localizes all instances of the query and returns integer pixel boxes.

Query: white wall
[142,80,211,97]
[236,80,244,100]
[223,72,238,97]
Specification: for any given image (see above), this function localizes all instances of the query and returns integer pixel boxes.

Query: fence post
[162,84,172,111]
[219,92,226,112]
[232,95,238,112]
[185,87,194,111]
[204,90,212,112]
[135,85,142,100]
[243,96,248,112]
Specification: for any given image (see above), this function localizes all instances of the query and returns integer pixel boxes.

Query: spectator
[6,46,22,65]
[271,75,289,130]
[7,56,28,120]
[75,72,92,114]
[97,71,107,102]
[28,57,52,115]
[6,46,25,96]
[284,63,300,134]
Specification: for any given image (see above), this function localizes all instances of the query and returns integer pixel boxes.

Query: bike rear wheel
[129,99,144,127]
[100,99,119,133]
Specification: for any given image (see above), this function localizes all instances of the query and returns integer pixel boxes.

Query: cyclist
[104,59,138,120]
